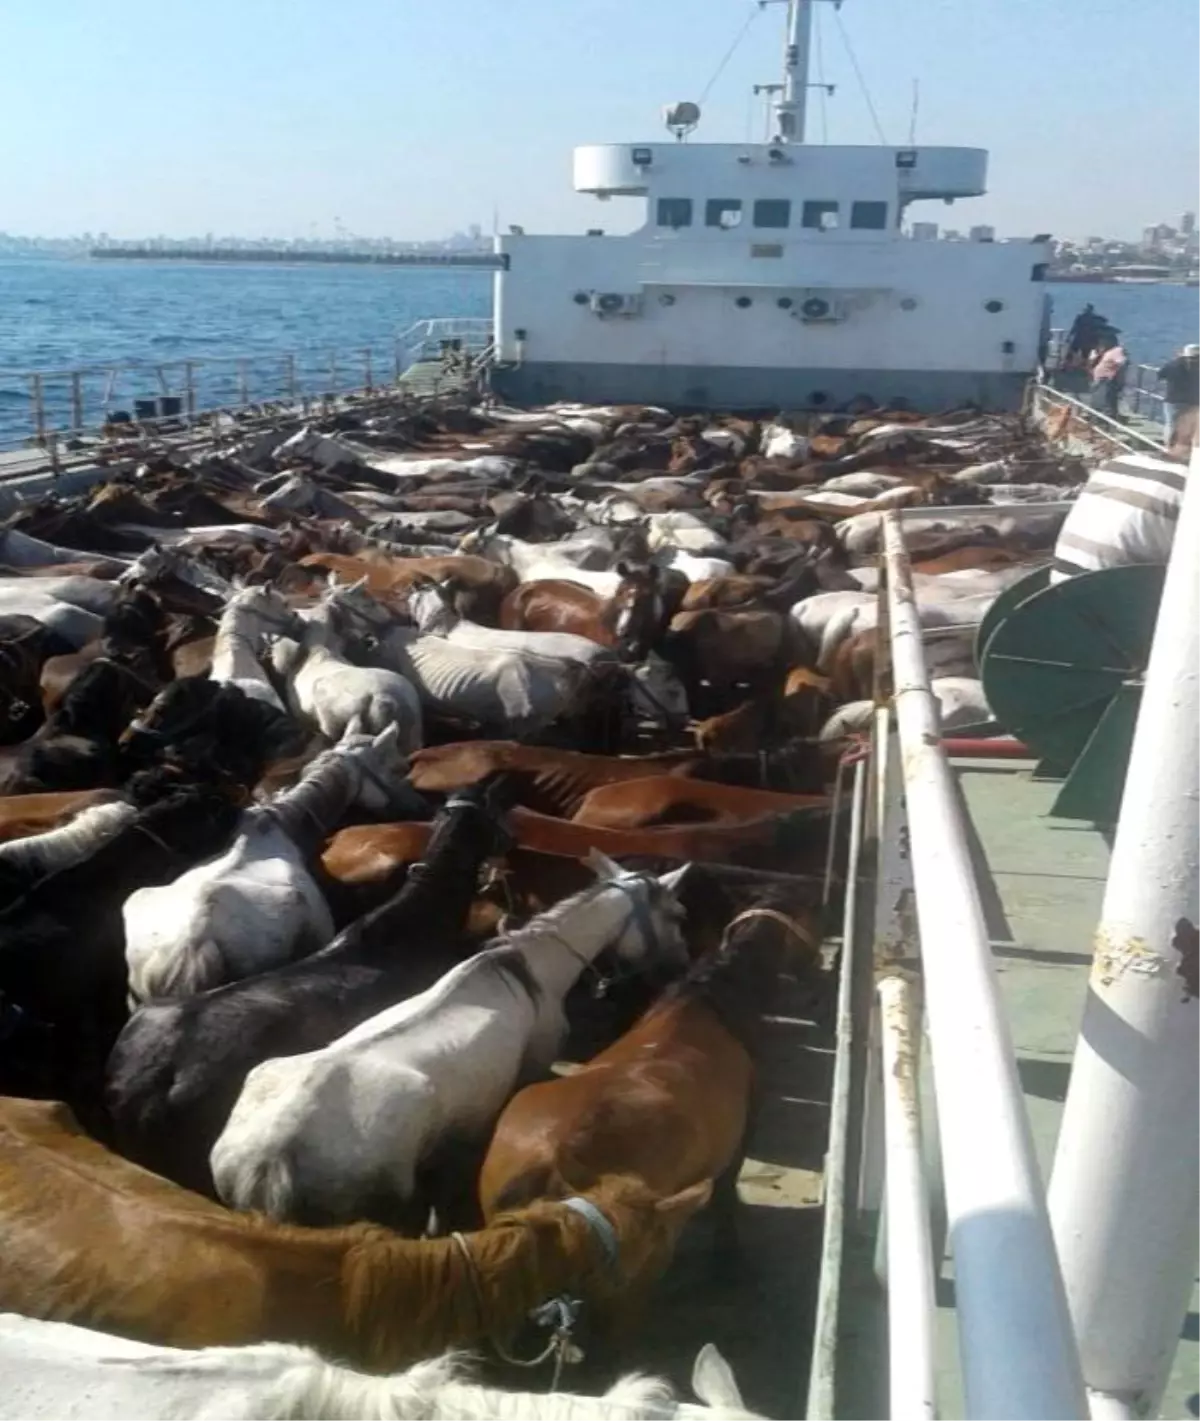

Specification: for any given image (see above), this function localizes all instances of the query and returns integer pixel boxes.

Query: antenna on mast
[908,79,920,145]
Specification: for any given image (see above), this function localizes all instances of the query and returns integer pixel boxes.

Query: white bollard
[1048,449,1200,1419]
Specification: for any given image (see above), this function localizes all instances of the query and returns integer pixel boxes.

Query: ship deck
[838,759,1198,1420]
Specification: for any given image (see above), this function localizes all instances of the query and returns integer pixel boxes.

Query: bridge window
[656,198,693,229]
[753,199,791,229]
[850,201,889,230]
[802,200,840,230]
[706,198,743,229]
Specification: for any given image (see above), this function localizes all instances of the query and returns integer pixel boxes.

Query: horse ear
[585,848,624,881]
[657,864,692,896]
[372,722,401,753]
[654,1178,713,1220]
[691,1344,746,1411]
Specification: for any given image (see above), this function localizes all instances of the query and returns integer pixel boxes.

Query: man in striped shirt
[1049,449,1185,584]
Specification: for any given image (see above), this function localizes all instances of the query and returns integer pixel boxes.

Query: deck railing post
[284,353,297,402]
[363,347,373,393]
[184,362,196,420]
[1048,448,1200,1421]
[30,373,45,443]
[70,371,84,433]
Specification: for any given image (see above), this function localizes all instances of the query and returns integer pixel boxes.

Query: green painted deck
[835,759,1197,1418]
[932,761,1198,1420]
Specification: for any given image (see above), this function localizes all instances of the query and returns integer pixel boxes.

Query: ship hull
[491,362,1031,412]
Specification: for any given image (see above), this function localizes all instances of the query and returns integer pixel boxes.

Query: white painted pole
[1048,453,1200,1421]
[882,511,1087,1420]
[879,972,938,1421]
[776,0,814,142]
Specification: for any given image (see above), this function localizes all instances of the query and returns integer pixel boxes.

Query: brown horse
[498,564,667,659]
[408,740,829,813]
[0,1098,709,1368]
[570,776,828,831]
[479,897,822,1277]
[298,553,516,624]
[692,668,835,754]
[0,789,123,844]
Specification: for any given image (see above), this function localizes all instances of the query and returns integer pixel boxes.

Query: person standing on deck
[1089,333,1129,419]
[1157,343,1200,448]
[1066,304,1103,364]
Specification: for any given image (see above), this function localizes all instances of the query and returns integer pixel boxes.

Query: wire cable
[698,4,761,105]
[814,2,829,143]
[833,5,887,145]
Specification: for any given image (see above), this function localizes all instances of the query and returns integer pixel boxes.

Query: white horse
[328,581,595,739]
[0,798,136,880]
[124,726,411,1004]
[211,855,692,1226]
[270,588,423,750]
[209,586,299,712]
[0,1315,758,1421]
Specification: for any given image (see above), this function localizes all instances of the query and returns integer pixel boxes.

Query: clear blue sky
[2,0,1196,241]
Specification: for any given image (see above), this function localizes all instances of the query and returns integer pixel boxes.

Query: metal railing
[0,317,494,456]
[1043,327,1167,430]
[859,506,1089,1419]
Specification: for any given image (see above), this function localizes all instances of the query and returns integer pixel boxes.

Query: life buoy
[801,296,830,319]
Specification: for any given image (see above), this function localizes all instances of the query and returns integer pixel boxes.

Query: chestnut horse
[499,563,667,659]
[479,895,822,1277]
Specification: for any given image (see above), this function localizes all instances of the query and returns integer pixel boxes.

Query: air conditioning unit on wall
[589,292,643,317]
[795,293,846,323]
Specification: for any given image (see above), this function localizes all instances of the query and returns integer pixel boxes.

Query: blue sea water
[0,258,1195,442]
[0,258,492,442]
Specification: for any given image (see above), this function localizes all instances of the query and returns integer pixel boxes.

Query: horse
[0,1315,758,1420]
[123,728,415,1004]
[0,798,138,909]
[0,1098,711,1369]
[107,783,511,1196]
[0,656,153,795]
[119,675,319,794]
[209,856,693,1228]
[480,894,822,1280]
[269,588,423,750]
[570,777,829,831]
[407,740,830,814]
[209,586,300,712]
[0,788,122,845]
[498,563,667,660]
[0,785,241,1122]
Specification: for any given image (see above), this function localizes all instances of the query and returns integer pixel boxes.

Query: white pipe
[878,973,938,1421]
[895,501,1075,522]
[1047,451,1200,1419]
[882,510,1087,1420]
[806,759,868,1421]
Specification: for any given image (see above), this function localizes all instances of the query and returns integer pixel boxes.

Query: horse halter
[610,873,666,962]
[720,906,820,955]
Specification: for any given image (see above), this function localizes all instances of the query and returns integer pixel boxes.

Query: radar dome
[663,101,701,139]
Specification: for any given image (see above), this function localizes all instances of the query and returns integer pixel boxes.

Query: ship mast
[775,0,814,143]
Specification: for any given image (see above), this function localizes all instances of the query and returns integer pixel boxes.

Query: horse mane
[342,1200,605,1371]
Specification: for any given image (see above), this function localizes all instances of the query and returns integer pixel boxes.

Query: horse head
[584,852,691,971]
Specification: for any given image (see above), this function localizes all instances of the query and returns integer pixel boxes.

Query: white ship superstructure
[491,0,1051,411]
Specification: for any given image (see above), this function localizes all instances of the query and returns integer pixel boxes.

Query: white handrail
[878,971,938,1420]
[881,510,1088,1420]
